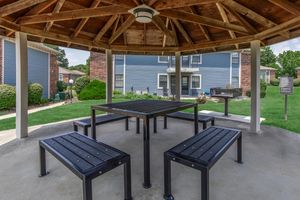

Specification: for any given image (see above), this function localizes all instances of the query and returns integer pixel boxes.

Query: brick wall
[0,38,2,84]
[240,51,251,95]
[297,69,300,79]
[270,70,276,81]
[90,52,106,82]
[49,54,59,98]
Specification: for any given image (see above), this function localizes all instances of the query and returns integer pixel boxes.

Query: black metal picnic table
[91,99,198,189]
[211,93,234,116]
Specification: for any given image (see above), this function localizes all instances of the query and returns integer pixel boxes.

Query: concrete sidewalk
[0,102,65,120]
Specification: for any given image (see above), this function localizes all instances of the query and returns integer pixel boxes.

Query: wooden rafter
[19,5,129,25]
[268,0,300,16]
[160,9,249,34]
[162,18,170,47]
[94,15,119,43]
[153,0,217,10]
[172,19,193,44]
[216,2,238,49]
[113,15,121,34]
[44,0,65,32]
[222,5,258,34]
[101,0,136,8]
[152,16,174,41]
[169,20,179,46]
[120,16,128,45]
[148,0,158,6]
[132,0,141,6]
[71,0,102,38]
[109,15,135,44]
[0,0,48,17]
[143,23,147,45]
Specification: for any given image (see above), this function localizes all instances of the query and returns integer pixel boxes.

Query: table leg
[224,98,229,116]
[91,109,96,140]
[194,105,199,135]
[143,116,151,188]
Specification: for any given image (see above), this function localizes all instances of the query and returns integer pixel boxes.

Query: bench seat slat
[54,137,103,167]
[167,112,214,122]
[70,133,121,158]
[63,135,111,161]
[75,114,128,127]
[44,139,94,172]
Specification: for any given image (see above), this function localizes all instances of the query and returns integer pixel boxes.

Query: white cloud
[270,37,300,55]
[61,47,90,66]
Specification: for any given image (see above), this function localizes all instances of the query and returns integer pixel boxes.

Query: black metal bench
[39,132,132,200]
[164,112,215,130]
[163,126,242,200]
[73,114,129,136]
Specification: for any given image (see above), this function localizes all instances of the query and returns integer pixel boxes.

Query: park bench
[163,126,242,200]
[39,132,133,200]
[164,112,215,130]
[73,114,129,136]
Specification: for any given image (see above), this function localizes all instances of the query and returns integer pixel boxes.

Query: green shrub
[293,79,300,87]
[0,84,16,110]
[56,80,67,92]
[245,90,267,98]
[28,83,43,105]
[246,90,251,97]
[78,80,106,100]
[260,79,267,92]
[270,78,279,86]
[74,76,90,94]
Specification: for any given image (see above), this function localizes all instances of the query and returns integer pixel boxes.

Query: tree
[277,50,300,78]
[260,46,277,67]
[45,44,69,68]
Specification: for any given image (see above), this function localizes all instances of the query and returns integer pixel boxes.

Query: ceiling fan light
[129,4,159,24]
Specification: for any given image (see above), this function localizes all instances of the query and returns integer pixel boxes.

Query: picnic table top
[92,100,197,118]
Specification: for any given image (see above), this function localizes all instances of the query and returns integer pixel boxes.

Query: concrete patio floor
[0,118,300,200]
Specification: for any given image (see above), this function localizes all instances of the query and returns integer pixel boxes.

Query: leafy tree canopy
[68,56,90,75]
[261,46,277,67]
[45,44,69,68]
[277,50,300,78]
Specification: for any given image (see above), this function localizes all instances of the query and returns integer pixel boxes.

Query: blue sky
[62,37,300,66]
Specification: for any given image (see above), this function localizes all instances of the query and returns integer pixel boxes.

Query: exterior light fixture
[128,4,159,23]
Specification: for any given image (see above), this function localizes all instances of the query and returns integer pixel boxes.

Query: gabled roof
[59,67,85,76]
[0,0,300,55]
[260,66,277,71]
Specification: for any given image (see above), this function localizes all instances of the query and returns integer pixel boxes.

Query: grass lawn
[0,86,299,133]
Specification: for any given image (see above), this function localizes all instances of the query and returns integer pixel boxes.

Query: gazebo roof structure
[0,0,300,55]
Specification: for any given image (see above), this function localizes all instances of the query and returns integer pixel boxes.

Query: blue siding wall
[3,40,49,98]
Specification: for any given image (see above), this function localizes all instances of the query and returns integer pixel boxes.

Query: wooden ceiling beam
[101,0,135,7]
[153,0,217,10]
[162,18,170,47]
[169,20,179,46]
[132,0,141,6]
[172,19,193,44]
[19,5,129,25]
[44,0,65,32]
[109,15,136,44]
[110,44,179,52]
[216,2,238,49]
[94,15,119,43]
[0,0,48,17]
[112,15,121,34]
[148,0,158,6]
[268,0,300,16]
[152,16,174,41]
[160,9,249,34]
[71,0,102,38]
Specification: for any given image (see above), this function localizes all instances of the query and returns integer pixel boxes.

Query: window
[191,75,201,89]
[191,54,202,64]
[115,74,124,88]
[232,52,239,64]
[59,73,63,81]
[158,74,168,89]
[158,56,169,63]
[182,56,190,68]
[115,55,124,61]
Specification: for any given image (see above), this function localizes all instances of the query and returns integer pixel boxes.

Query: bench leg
[163,154,174,200]
[124,157,133,200]
[201,168,209,200]
[211,119,215,126]
[203,122,207,130]
[136,118,140,134]
[237,134,243,164]
[83,177,92,200]
[153,117,157,133]
[164,116,168,129]
[84,127,89,137]
[125,118,129,131]
[74,124,78,132]
[39,146,48,177]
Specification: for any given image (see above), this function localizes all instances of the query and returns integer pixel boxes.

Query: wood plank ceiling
[0,0,300,55]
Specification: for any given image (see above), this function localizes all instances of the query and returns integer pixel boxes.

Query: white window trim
[191,54,202,64]
[158,56,169,63]
[115,74,124,88]
[1,39,4,84]
[157,73,169,89]
[181,55,190,68]
[190,74,202,89]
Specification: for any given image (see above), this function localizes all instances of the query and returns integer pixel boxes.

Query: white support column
[175,51,181,101]
[106,49,113,104]
[250,40,261,133]
[15,32,28,139]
